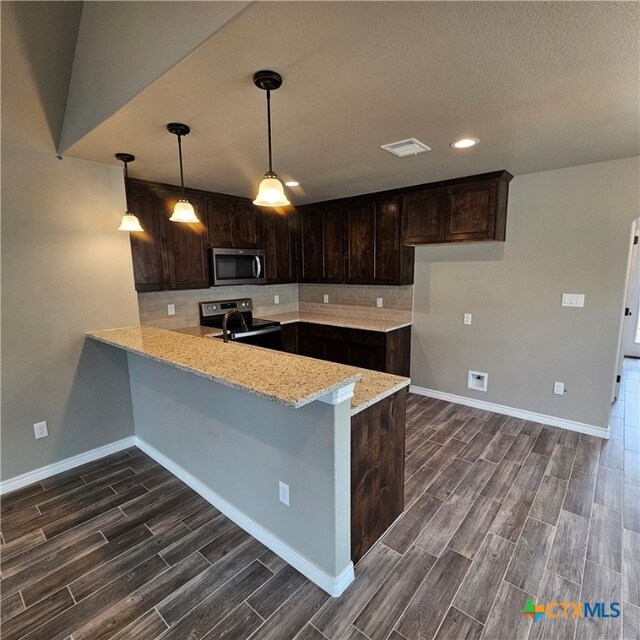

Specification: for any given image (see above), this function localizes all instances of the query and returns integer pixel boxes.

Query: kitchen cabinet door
[345,200,375,283]
[300,208,323,282]
[401,188,445,244]
[127,183,168,292]
[281,323,298,354]
[207,197,259,249]
[322,204,344,282]
[400,171,511,245]
[373,196,402,284]
[231,201,259,248]
[163,190,209,290]
[445,179,500,242]
[262,210,296,283]
[207,196,234,247]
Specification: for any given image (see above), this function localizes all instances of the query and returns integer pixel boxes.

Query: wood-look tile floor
[1,359,639,640]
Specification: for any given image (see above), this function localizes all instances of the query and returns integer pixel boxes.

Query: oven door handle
[231,326,281,339]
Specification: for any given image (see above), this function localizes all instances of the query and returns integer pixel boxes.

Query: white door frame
[612,218,640,401]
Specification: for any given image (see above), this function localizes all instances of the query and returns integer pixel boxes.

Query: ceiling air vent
[380,138,431,157]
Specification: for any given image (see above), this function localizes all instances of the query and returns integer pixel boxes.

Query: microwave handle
[254,255,262,279]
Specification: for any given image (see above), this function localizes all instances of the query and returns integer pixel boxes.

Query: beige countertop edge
[350,379,411,416]
[87,330,362,410]
[259,312,413,333]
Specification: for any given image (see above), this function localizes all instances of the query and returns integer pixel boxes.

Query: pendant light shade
[254,172,290,207]
[252,70,290,208]
[118,212,144,232]
[171,200,197,223]
[167,123,199,223]
[115,153,144,232]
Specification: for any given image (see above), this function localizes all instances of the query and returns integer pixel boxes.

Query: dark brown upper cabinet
[207,196,259,249]
[401,188,445,244]
[162,189,208,290]
[345,196,414,285]
[402,170,513,245]
[126,179,208,292]
[126,181,168,292]
[262,210,297,283]
[299,203,344,283]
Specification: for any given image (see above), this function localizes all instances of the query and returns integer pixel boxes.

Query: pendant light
[167,122,199,223]
[253,70,290,207]
[116,153,144,232]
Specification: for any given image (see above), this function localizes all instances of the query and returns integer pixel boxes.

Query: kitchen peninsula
[87,325,409,596]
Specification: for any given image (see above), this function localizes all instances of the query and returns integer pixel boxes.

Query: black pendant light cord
[123,161,129,180]
[266,89,273,174]
[177,134,185,197]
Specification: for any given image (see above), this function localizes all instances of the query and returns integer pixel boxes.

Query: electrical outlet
[167,304,176,316]
[323,294,329,304]
[467,370,488,392]
[553,381,566,395]
[274,294,280,304]
[464,313,472,325]
[34,421,48,439]
[376,297,383,308]
[279,481,290,506]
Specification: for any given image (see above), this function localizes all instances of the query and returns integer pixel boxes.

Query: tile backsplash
[138,284,298,329]
[298,283,413,323]
[138,283,413,329]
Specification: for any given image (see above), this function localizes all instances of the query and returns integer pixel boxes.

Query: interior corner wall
[410,156,640,429]
[1,143,140,480]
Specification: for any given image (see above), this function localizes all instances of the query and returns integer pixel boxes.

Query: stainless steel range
[199,298,282,350]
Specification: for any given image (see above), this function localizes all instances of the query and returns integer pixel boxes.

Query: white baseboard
[135,436,354,597]
[0,436,136,496]
[409,385,610,439]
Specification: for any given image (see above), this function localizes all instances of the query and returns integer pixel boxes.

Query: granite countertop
[258,311,412,333]
[88,325,362,409]
[89,325,409,415]
[171,325,410,414]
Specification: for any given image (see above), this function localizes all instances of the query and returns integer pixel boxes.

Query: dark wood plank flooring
[1,358,638,640]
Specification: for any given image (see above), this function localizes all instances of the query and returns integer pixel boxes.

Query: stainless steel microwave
[211,248,267,286]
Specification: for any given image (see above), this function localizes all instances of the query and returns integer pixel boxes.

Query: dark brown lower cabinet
[288,322,410,376]
[351,388,406,562]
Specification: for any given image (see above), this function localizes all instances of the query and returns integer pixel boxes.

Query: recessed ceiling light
[284,180,300,187]
[451,138,479,149]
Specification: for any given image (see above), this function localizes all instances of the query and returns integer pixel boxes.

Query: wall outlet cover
[34,421,48,439]
[274,295,280,304]
[464,313,472,325]
[167,304,176,316]
[278,481,290,506]
[376,297,383,308]
[553,381,566,395]
[323,294,329,304]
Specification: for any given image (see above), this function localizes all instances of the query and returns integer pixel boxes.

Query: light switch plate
[323,294,329,304]
[553,381,565,395]
[562,294,585,308]
[464,313,472,325]
[167,304,176,316]
[376,298,383,308]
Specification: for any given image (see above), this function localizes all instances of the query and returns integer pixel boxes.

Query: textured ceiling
[61,1,639,203]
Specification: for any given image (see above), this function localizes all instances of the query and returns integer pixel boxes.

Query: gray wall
[128,353,351,579]
[1,143,140,480]
[410,156,640,429]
